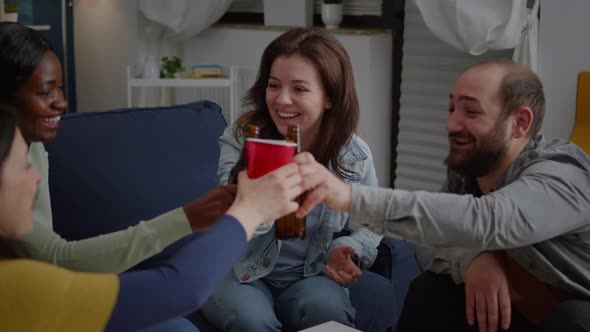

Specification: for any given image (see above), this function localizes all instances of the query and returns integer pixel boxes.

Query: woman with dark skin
[0,22,233,274]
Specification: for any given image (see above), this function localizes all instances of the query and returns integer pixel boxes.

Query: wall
[73,2,392,183]
[74,0,141,112]
[538,0,590,138]
[73,15,393,184]
[72,1,590,185]
[181,27,393,185]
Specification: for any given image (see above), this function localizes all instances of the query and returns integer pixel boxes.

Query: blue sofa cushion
[44,101,226,241]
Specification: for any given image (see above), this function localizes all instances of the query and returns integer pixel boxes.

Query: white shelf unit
[126,66,257,124]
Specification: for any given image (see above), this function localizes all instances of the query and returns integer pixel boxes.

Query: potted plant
[160,56,185,79]
[321,0,343,29]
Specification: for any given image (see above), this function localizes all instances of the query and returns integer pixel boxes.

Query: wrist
[340,183,352,211]
[182,206,200,232]
[226,202,262,240]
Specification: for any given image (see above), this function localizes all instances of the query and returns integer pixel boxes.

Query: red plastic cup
[246,138,297,179]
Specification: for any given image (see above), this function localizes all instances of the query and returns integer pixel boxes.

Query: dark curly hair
[0,22,52,103]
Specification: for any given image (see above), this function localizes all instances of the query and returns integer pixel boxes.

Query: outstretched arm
[25,142,234,273]
[296,152,590,250]
[106,215,247,331]
[108,165,304,330]
[24,208,193,273]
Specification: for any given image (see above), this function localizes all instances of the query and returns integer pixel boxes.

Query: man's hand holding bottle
[293,152,353,217]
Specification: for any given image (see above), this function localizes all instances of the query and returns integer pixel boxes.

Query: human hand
[464,251,511,332]
[325,246,362,286]
[183,185,237,232]
[293,152,352,217]
[227,164,303,239]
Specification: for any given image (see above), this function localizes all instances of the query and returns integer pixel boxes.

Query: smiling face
[265,54,331,150]
[11,50,67,144]
[0,129,40,239]
[445,65,512,177]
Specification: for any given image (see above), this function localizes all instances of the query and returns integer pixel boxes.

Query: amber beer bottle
[228,124,260,184]
[275,125,307,240]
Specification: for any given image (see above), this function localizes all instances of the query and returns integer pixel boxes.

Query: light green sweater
[22,142,192,273]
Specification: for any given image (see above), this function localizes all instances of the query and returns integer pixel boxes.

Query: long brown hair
[235,27,359,179]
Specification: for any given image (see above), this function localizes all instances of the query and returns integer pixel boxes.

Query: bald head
[468,60,546,137]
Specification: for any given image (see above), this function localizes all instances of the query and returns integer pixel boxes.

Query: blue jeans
[201,275,355,332]
[140,317,199,332]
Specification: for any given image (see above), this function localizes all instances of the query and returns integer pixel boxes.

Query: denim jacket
[218,126,383,283]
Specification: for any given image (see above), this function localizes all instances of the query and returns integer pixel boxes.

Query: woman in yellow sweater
[0,108,304,331]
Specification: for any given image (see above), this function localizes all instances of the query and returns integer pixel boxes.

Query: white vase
[142,55,160,79]
[321,3,343,29]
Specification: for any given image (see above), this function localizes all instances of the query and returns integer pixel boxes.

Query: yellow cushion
[570,72,590,154]
[0,259,119,332]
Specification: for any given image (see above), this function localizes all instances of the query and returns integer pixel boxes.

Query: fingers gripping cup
[246,138,306,240]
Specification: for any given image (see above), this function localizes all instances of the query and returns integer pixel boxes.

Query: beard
[445,121,509,178]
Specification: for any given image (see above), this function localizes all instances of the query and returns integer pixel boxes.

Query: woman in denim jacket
[201,27,385,332]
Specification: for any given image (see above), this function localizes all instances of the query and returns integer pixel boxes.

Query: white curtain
[413,0,540,71]
[139,0,234,40]
[512,0,540,70]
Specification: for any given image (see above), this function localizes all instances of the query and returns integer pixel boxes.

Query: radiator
[175,66,259,124]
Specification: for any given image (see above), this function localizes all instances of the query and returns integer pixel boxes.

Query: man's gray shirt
[349,136,590,298]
